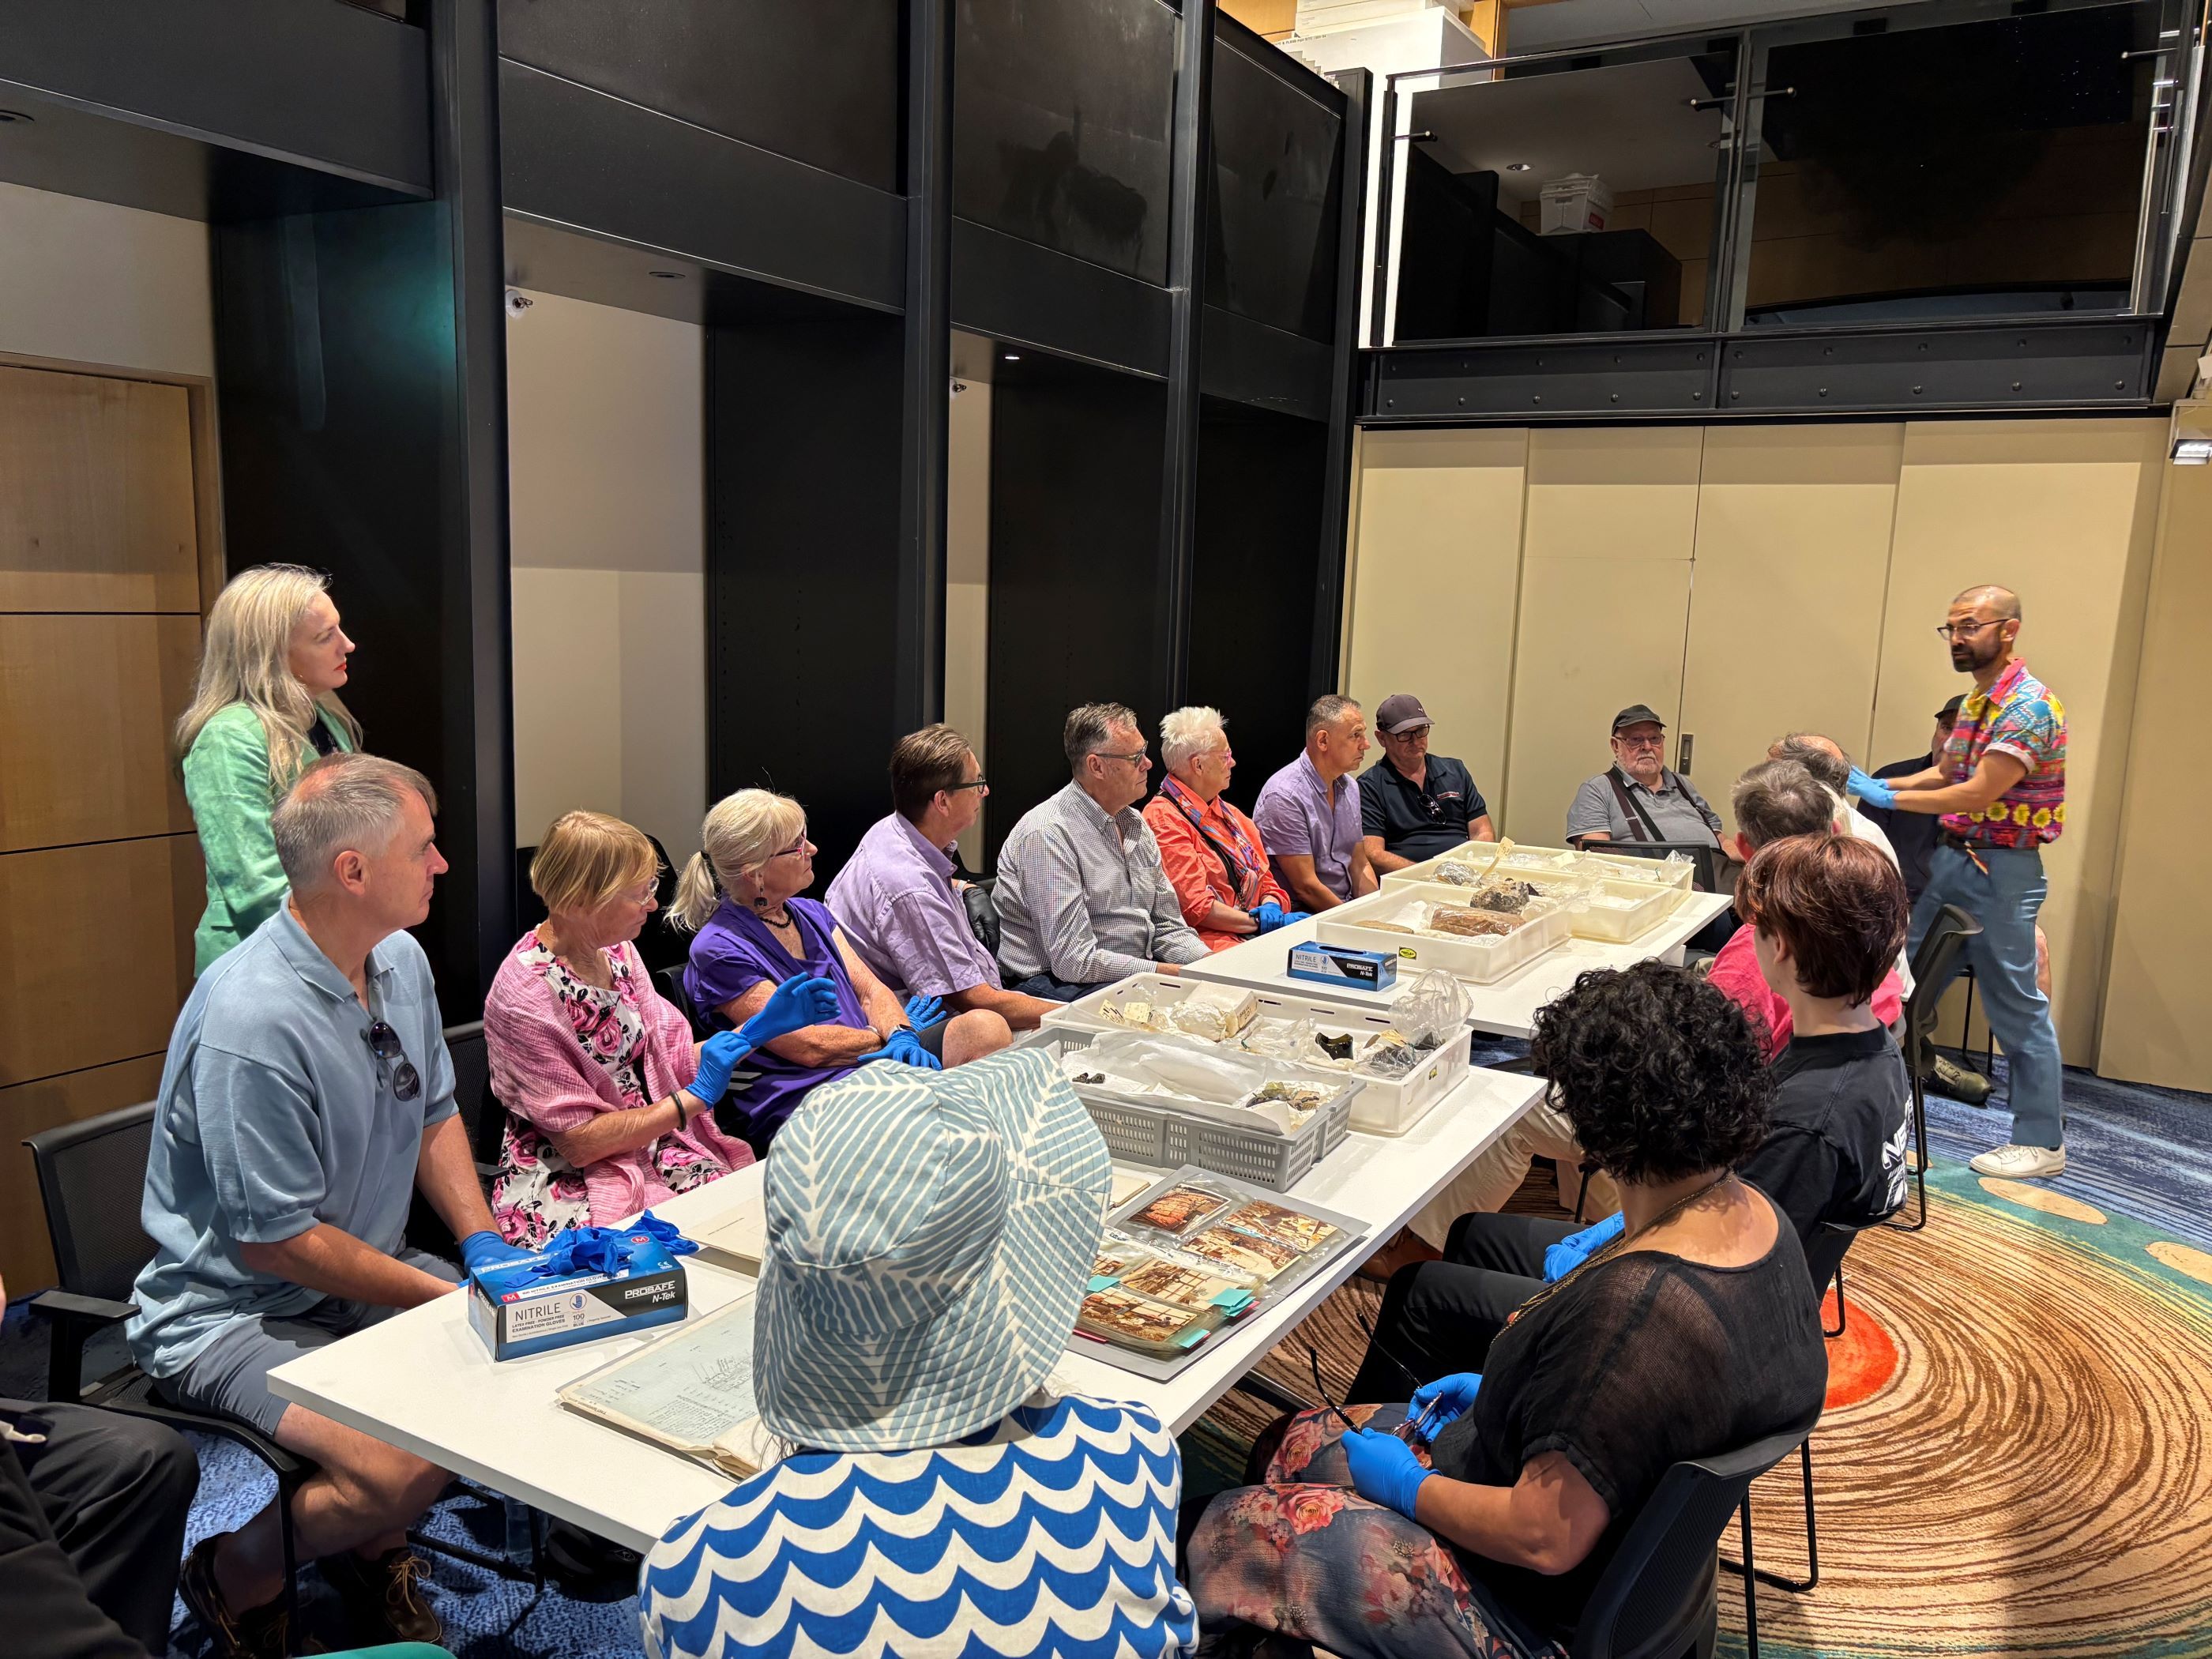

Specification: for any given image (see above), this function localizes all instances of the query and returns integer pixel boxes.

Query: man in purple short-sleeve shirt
[1252,695,1379,911]
[826,726,1065,1032]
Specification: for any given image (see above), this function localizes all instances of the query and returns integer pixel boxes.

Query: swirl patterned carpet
[1190,1067,2212,1659]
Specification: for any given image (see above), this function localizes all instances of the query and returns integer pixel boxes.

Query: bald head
[1954,584,2022,622]
[1769,732,1850,792]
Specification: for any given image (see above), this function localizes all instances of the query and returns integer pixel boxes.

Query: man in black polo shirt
[1359,694,1495,872]
[1863,695,1960,905]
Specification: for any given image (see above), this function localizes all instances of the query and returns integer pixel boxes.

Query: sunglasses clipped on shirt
[363,1020,422,1102]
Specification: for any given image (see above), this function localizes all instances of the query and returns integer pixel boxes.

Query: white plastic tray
[1315,882,1571,984]
[1039,972,1472,1136]
[1570,850,1697,892]
[1560,877,1687,943]
[1380,841,1582,890]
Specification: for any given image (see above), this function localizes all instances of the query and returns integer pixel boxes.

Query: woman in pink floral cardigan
[483,811,834,1245]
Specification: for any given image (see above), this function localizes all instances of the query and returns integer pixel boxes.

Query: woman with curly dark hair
[1187,962,1827,1659]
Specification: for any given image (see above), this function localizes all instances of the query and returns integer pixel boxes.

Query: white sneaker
[1970,1143,2067,1179]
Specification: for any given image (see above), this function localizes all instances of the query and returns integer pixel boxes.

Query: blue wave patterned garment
[640,1392,1198,1659]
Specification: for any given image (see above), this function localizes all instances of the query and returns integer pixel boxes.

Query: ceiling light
[1003,353,1021,361]
[647,269,683,280]
[1506,162,1531,171]
[2172,399,2210,465]
[0,110,34,125]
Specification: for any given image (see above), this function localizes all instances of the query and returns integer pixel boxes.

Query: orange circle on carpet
[1819,1288,1898,1410]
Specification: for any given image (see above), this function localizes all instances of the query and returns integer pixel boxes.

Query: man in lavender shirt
[1251,694,1379,911]
[826,725,1063,1031]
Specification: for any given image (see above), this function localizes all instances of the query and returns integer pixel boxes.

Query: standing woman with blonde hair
[674,789,1013,1152]
[175,565,361,973]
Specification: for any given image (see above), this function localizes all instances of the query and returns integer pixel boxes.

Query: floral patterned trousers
[1188,1405,1565,1659]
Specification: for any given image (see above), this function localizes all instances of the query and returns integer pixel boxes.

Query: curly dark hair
[1528,960,1774,1185]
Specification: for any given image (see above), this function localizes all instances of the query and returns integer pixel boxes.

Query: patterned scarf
[1159,773,1266,906]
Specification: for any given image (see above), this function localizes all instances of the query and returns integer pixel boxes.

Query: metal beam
[896,0,954,732]
[1311,67,1371,700]
[1155,0,1217,717]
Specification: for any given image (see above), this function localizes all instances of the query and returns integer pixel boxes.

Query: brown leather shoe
[179,1536,295,1659]
[320,1546,442,1646]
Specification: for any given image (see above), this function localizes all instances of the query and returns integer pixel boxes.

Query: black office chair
[1492,1413,1820,1659]
[1888,904,1984,1232]
[405,1020,510,1258]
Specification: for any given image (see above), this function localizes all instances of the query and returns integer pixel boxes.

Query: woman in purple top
[672,789,1014,1150]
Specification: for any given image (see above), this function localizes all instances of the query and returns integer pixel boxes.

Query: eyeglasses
[1936,617,2004,641]
[770,837,811,860]
[1093,749,1150,767]
[1615,732,1666,749]
[1306,1308,1445,1443]
[363,1021,421,1102]
[944,777,989,793]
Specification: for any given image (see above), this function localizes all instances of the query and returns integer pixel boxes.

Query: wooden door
[0,364,209,1290]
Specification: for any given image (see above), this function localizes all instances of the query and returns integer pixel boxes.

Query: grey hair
[270,753,438,893]
[1160,706,1228,773]
[1063,702,1140,773]
[1305,694,1362,740]
[1731,759,1835,852]
[1772,733,1852,792]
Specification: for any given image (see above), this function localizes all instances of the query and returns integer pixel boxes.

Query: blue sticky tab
[1087,1275,1122,1294]
[1175,1326,1213,1350]
[1211,1288,1255,1315]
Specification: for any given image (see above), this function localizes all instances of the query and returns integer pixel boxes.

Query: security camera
[504,289,533,319]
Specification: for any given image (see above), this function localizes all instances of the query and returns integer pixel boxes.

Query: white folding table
[268,1066,1546,1555]
[1182,889,1734,1039]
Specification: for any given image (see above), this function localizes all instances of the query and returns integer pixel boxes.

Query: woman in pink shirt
[484,811,833,1244]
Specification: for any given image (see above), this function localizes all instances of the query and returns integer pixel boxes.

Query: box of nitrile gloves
[1287,940,1398,992]
[467,1234,688,1361]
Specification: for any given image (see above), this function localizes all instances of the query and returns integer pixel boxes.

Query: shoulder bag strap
[1606,767,1665,842]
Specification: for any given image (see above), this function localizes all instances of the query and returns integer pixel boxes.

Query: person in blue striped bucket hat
[638,1045,1198,1659]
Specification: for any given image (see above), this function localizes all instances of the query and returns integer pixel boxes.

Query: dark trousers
[1006,970,1093,1003]
[1347,1213,1579,1405]
[0,1400,198,1659]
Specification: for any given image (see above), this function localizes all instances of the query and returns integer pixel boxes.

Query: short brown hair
[1731,759,1835,851]
[530,811,660,916]
[1735,834,1906,1005]
[890,724,975,821]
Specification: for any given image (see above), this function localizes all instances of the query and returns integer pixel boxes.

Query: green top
[182,702,357,975]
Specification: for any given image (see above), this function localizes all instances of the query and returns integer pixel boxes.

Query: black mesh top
[1429,1202,1828,1639]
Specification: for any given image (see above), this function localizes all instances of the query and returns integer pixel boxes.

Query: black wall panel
[1186,398,1328,803]
[983,359,1169,860]
[706,318,908,885]
[498,0,900,191]
[1206,32,1343,341]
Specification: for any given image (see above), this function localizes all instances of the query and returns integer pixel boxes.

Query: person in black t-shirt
[1190,964,1826,1656]
[1864,695,1959,903]
[1358,694,1495,871]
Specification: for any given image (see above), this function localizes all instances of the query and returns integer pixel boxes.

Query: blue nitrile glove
[1846,766,1898,810]
[1344,1427,1434,1518]
[1284,910,1311,926]
[904,993,949,1030]
[863,1027,943,1070]
[528,1226,637,1280]
[1251,901,1287,934]
[739,972,841,1046]
[1544,1211,1627,1282]
[687,1029,754,1108]
[630,1210,700,1257]
[1408,1372,1484,1436]
[458,1231,532,1275]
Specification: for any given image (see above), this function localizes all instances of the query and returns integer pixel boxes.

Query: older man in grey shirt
[1566,702,1725,849]
[995,702,1209,1001]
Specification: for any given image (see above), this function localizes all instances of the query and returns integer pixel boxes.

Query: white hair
[669,788,807,931]
[1159,706,1228,773]
[270,754,436,893]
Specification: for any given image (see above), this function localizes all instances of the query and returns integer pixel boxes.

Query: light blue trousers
[1909,844,2065,1149]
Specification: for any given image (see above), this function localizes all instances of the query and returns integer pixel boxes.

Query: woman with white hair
[175,564,361,973]
[1143,706,1306,951]
[672,789,1014,1151]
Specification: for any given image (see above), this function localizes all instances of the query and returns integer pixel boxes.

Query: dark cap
[1612,703,1667,735]
[1375,694,1432,735]
[1936,694,1965,722]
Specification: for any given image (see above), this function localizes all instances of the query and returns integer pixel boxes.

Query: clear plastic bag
[1076,1032,1271,1104]
[1394,968,1470,1049]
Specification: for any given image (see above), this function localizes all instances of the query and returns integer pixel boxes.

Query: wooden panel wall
[0,363,208,1290]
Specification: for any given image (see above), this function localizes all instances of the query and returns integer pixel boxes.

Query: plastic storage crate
[1023,1036,1357,1191]
[1560,878,1686,942]
[1381,841,1583,890]
[1571,850,1696,892]
[1040,973,1470,1135]
[1316,883,1571,984]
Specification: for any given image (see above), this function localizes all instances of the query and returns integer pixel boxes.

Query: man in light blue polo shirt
[131,754,521,1658]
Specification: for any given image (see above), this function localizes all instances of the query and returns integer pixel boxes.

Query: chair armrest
[25,1289,135,1326]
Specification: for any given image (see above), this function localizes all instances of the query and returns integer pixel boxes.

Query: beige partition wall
[1343,428,1529,824]
[1676,425,1904,837]
[1870,419,2165,1063]
[2098,461,2212,1090]
[945,378,991,871]
[1503,427,1703,842]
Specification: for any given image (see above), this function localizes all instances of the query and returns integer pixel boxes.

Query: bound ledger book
[556,1293,777,1478]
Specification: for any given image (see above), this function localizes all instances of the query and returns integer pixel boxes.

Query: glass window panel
[1742,2,2158,325]
[1391,46,1738,342]
[954,0,1178,286]
[1206,39,1344,340]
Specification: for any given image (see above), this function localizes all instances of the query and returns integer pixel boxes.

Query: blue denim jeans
[1909,844,2064,1149]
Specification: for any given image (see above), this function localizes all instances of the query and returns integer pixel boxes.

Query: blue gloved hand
[687,1029,754,1107]
[739,972,841,1046]
[458,1230,532,1275]
[863,1027,943,1070]
[1282,910,1311,926]
[1846,766,1898,811]
[1408,1371,1484,1436]
[903,993,949,1030]
[1343,1426,1433,1518]
[1251,901,1287,934]
[1544,1210,1627,1282]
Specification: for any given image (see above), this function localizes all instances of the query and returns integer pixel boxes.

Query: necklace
[1515,1170,1739,1317]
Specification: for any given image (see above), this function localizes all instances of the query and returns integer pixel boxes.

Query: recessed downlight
[0,110,35,126]
[647,269,684,280]
[1505,161,1531,171]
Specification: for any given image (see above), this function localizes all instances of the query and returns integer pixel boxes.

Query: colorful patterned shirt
[1940,659,2067,848]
